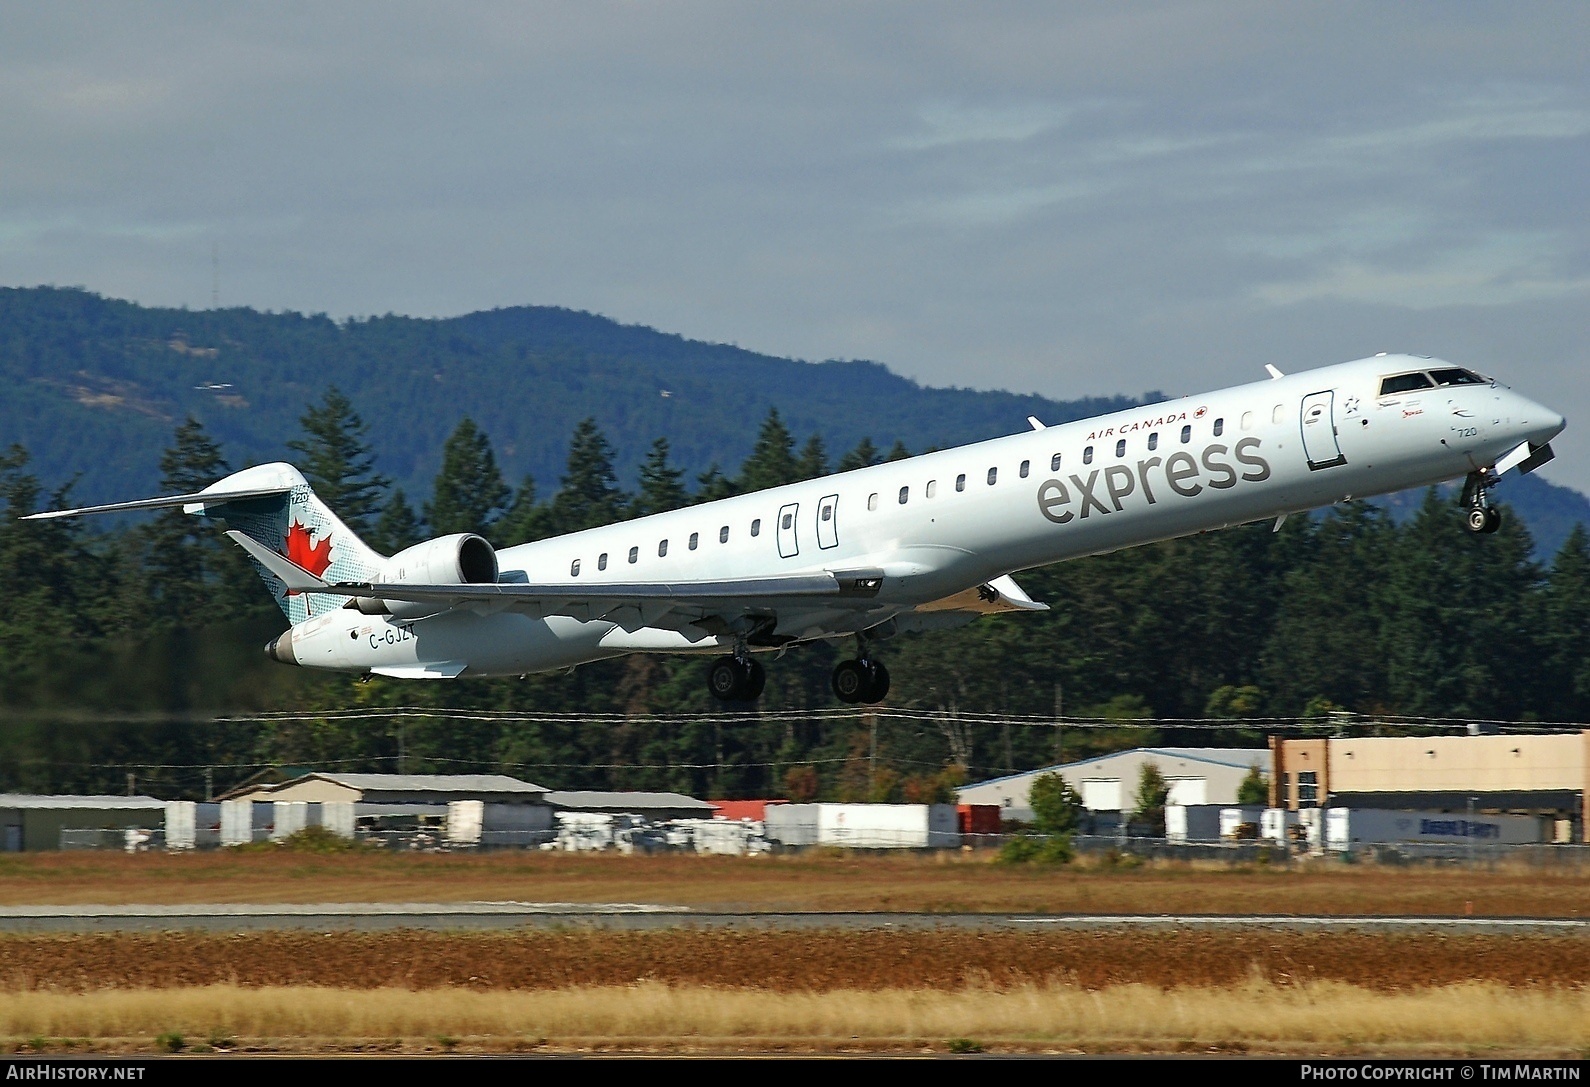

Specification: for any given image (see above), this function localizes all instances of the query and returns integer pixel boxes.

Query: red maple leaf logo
[284,521,333,577]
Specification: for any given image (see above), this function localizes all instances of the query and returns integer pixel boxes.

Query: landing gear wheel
[1465,506,1490,534]
[832,659,868,703]
[742,659,766,700]
[863,661,890,704]
[832,659,890,704]
[1483,508,1502,534]
[708,655,766,702]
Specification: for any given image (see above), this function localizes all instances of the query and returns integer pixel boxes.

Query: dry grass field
[0,847,1586,917]
[0,849,1586,1055]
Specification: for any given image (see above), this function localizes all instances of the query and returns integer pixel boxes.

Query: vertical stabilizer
[192,463,385,623]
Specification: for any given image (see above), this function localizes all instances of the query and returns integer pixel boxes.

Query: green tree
[287,387,388,537]
[1029,772,1084,837]
[142,417,231,624]
[1131,761,1170,835]
[372,488,424,554]
[1236,764,1268,806]
[837,437,880,473]
[736,408,800,493]
[632,438,690,517]
[795,435,829,481]
[544,419,628,534]
[425,418,511,540]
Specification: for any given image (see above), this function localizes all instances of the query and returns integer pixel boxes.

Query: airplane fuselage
[281,353,1563,680]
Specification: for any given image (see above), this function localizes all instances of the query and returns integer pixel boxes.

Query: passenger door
[816,494,839,550]
[1300,390,1347,470]
[777,502,800,559]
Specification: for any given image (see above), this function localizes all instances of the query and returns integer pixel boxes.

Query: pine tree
[795,435,829,481]
[143,417,231,624]
[287,387,388,537]
[1540,524,1590,720]
[632,438,690,517]
[544,418,628,534]
[837,437,880,473]
[736,408,800,493]
[372,488,424,554]
[425,418,510,539]
[494,477,547,546]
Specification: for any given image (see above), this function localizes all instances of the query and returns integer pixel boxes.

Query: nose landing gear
[1461,470,1502,535]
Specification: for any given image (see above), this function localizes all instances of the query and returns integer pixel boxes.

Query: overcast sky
[4,3,1588,491]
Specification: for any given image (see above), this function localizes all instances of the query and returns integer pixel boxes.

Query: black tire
[708,656,746,701]
[832,659,868,703]
[1465,506,1490,534]
[862,661,891,704]
[743,659,766,701]
[1483,508,1502,534]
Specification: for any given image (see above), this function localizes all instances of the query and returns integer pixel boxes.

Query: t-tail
[24,462,387,624]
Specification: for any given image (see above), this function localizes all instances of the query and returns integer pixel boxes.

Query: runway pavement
[0,902,1586,933]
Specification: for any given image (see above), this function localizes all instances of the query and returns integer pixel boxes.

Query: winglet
[225,530,329,593]
[1265,364,1285,380]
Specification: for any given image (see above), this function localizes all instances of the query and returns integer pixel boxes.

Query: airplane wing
[226,530,884,630]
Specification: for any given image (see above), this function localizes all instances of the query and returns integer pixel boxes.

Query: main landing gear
[1461,470,1502,535]
[831,638,890,705]
[707,653,765,702]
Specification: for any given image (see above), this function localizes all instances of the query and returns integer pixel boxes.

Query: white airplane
[28,354,1564,704]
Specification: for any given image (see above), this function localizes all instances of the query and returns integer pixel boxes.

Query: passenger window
[570,559,581,577]
[1114,439,1125,458]
[821,506,832,521]
[1379,372,1435,396]
[598,553,608,571]
[719,526,729,544]
[781,512,792,529]
[1050,453,1062,472]
[751,518,761,536]
[1180,425,1191,443]
[1213,418,1224,437]
[898,486,909,504]
[868,492,879,510]
[955,474,966,492]
[628,546,638,564]
[1019,459,1030,478]
[689,532,699,550]
[1272,404,1284,424]
[658,539,668,557]
[1241,411,1253,431]
[926,480,937,498]
[986,467,997,485]
[1148,432,1158,451]
[1083,446,1093,464]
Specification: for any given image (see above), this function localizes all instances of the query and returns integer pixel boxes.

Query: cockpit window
[1429,367,1487,387]
[1378,372,1435,396]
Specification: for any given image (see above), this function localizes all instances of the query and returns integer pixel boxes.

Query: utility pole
[1053,682,1064,765]
[126,773,135,797]
[204,767,213,803]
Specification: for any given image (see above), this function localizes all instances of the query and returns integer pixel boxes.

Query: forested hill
[3,286,1586,554]
[0,286,1140,508]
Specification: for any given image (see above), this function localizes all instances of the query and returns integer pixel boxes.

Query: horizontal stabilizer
[225,530,329,593]
[23,486,292,521]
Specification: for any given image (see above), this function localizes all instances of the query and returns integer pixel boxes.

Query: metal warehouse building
[0,795,170,852]
[224,772,550,806]
[956,747,1270,825]
[1271,731,1589,842]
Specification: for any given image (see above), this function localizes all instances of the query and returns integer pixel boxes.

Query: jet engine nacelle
[355,533,499,619]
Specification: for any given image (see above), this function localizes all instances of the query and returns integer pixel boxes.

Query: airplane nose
[1518,397,1566,444]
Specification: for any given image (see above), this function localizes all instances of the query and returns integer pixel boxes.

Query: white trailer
[1166,804,1224,842]
[816,803,960,849]
[1325,807,1543,851]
